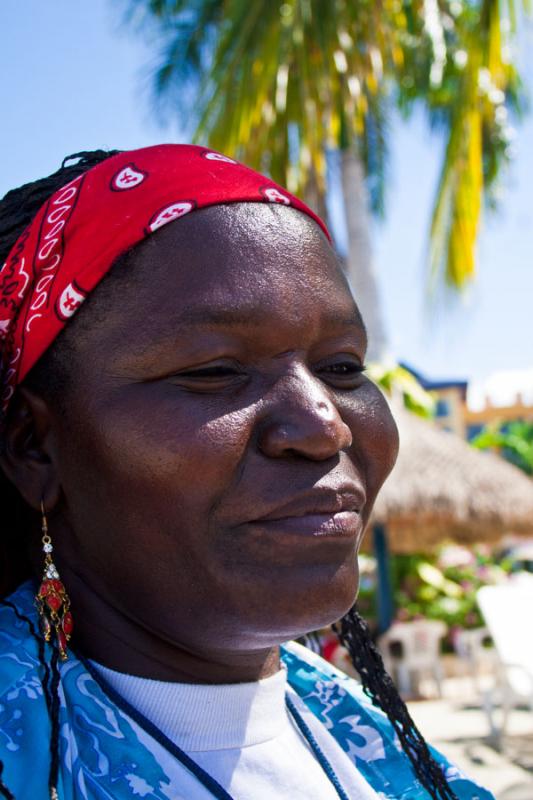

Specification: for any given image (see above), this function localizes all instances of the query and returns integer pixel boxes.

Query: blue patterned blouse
[0,584,493,799]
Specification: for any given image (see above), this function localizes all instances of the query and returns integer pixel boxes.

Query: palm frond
[123,0,530,290]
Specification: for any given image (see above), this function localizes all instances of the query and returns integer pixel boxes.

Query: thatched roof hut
[371,405,533,552]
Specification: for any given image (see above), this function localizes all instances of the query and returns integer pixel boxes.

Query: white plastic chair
[453,626,497,693]
[378,619,447,698]
[476,575,533,742]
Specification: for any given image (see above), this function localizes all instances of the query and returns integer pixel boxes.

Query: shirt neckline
[90,659,290,752]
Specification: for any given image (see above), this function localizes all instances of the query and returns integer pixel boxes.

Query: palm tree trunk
[340,147,389,363]
[303,169,330,230]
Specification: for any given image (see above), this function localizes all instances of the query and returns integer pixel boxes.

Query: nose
[257,369,353,461]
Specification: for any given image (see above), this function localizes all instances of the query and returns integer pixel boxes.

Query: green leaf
[122,0,531,292]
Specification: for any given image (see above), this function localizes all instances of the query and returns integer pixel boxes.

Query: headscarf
[0,144,330,414]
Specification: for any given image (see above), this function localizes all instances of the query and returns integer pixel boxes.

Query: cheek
[343,384,399,505]
[58,393,257,563]
[54,393,264,638]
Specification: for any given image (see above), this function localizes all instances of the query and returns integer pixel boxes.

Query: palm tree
[125,0,528,359]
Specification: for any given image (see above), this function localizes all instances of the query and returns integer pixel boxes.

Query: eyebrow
[122,303,368,361]
[171,305,367,333]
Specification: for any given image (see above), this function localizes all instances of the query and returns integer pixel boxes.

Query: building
[400,363,468,438]
[401,364,533,441]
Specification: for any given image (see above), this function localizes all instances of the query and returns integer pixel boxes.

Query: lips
[256,487,365,520]
[247,486,366,539]
[254,510,362,538]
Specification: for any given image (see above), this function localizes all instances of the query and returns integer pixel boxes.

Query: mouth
[246,485,366,541]
[250,510,362,539]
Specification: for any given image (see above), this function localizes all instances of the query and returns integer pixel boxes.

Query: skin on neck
[77,575,281,683]
[7,203,398,684]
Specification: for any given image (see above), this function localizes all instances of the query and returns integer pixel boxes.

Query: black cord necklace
[285,694,351,800]
[84,659,352,800]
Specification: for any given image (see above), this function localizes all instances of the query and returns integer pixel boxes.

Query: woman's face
[47,203,398,658]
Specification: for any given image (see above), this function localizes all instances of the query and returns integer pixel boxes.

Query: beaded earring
[35,500,73,660]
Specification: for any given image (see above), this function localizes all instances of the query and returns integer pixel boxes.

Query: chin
[207,560,360,649]
[305,587,358,635]
[273,569,360,643]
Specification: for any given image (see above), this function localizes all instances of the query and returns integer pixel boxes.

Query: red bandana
[0,144,330,414]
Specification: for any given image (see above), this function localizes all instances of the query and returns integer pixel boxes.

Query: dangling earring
[35,500,73,660]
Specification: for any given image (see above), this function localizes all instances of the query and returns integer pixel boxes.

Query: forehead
[78,203,365,351]
[136,203,356,309]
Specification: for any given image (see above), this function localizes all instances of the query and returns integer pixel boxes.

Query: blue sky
[1,0,532,384]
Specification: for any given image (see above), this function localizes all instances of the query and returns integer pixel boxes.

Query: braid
[0,150,120,264]
[0,150,123,800]
[0,601,65,800]
[0,149,121,601]
[1,600,54,715]
[0,765,15,800]
[0,780,14,799]
[48,650,61,800]
[334,607,458,800]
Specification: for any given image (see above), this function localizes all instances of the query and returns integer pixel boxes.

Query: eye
[168,361,247,391]
[178,365,241,378]
[315,357,366,388]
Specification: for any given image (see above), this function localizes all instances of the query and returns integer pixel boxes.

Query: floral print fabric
[0,584,493,799]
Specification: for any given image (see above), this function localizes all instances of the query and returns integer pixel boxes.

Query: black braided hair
[334,608,459,800]
[0,152,459,800]
[0,151,120,264]
[0,151,120,800]
[0,764,14,800]
[48,649,61,799]
[0,150,121,600]
[0,602,61,800]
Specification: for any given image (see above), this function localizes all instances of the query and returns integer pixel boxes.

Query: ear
[0,386,61,512]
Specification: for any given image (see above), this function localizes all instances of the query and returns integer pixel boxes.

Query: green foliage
[356,552,380,626]
[393,548,512,631]
[366,362,436,418]
[392,547,512,642]
[358,546,514,638]
[423,1,526,290]
[124,0,530,290]
[472,420,533,475]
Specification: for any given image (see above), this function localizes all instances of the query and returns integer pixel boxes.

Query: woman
[0,145,491,800]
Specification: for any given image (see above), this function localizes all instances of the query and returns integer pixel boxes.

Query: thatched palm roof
[371,405,533,552]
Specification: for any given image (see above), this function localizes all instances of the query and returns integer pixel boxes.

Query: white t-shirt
[91,660,379,799]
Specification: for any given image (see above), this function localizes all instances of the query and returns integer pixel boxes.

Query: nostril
[333,419,352,450]
[256,375,354,459]
[344,427,353,449]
